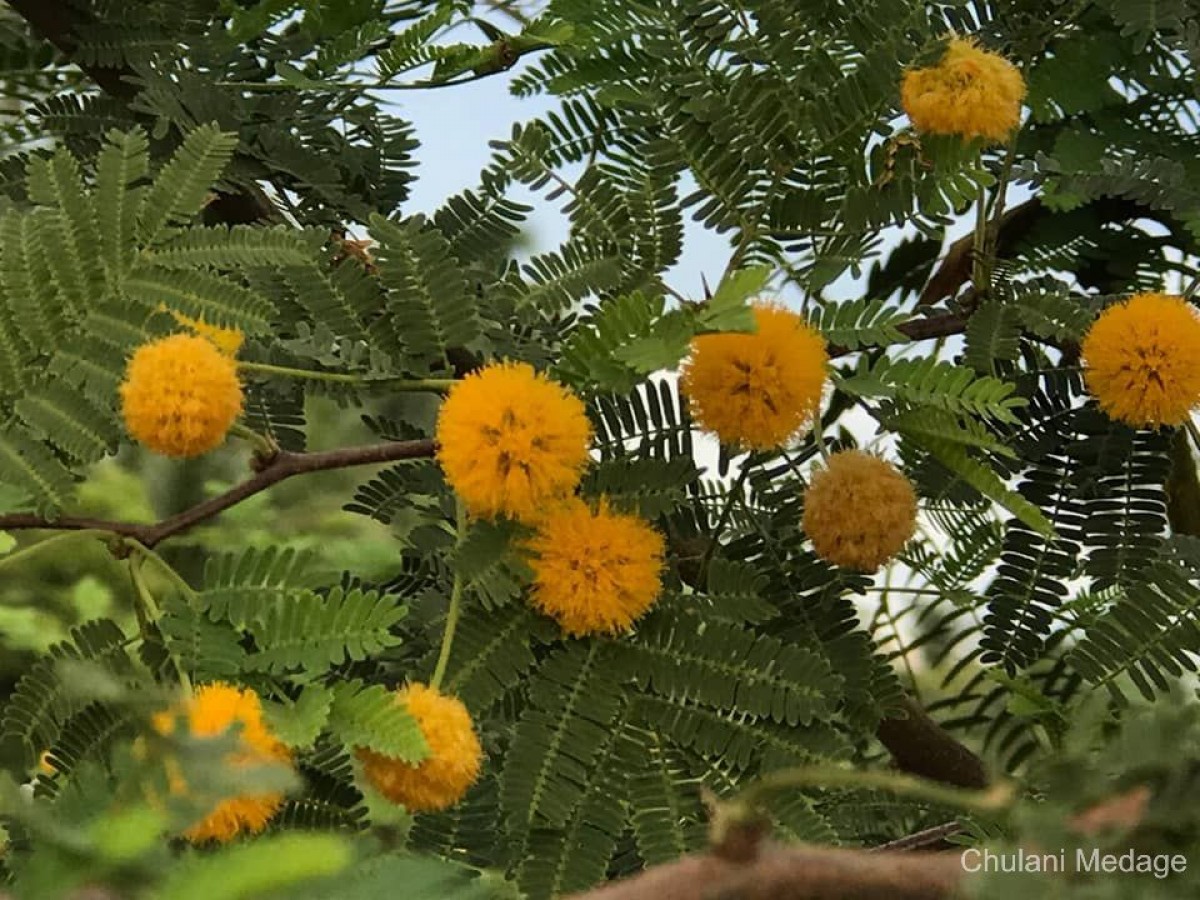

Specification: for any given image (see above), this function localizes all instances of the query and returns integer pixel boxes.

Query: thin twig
[0,438,436,548]
[869,821,963,853]
[696,462,751,583]
[239,360,456,391]
[128,541,201,602]
[827,311,969,359]
[0,529,113,573]
[737,765,1014,817]
[430,497,468,691]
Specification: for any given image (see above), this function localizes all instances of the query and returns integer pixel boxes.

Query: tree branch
[7,0,138,98]
[566,843,963,900]
[877,696,989,789]
[0,439,436,548]
[870,820,963,853]
[827,311,969,360]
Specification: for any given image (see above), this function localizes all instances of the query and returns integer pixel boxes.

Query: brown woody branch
[566,843,964,900]
[828,310,969,360]
[877,696,989,789]
[871,821,963,853]
[0,439,436,548]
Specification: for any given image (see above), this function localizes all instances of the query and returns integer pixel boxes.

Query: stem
[738,765,1015,817]
[128,541,200,603]
[229,422,278,459]
[1182,268,1200,299]
[811,409,831,463]
[129,557,192,693]
[971,178,989,297]
[215,63,521,94]
[985,129,1021,237]
[430,497,468,691]
[697,462,752,583]
[976,56,1027,299]
[238,360,456,392]
[0,529,112,573]
[128,556,163,622]
[1186,417,1200,453]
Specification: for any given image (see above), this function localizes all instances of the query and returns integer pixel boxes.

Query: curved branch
[566,843,964,900]
[827,311,970,360]
[0,438,436,548]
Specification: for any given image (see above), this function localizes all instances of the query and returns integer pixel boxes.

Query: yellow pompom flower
[802,450,917,573]
[168,309,245,356]
[525,498,666,636]
[120,333,244,458]
[900,37,1025,143]
[154,682,294,844]
[356,683,482,812]
[1081,293,1200,428]
[435,361,592,521]
[680,303,828,450]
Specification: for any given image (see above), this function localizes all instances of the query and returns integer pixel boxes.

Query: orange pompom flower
[900,37,1026,143]
[680,303,828,450]
[802,450,917,573]
[120,333,243,458]
[154,682,294,844]
[525,498,666,636]
[435,361,592,521]
[356,683,482,812]
[1081,292,1200,428]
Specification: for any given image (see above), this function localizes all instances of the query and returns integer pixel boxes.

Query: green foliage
[3,1,1200,898]
[327,681,428,761]
[838,354,1026,423]
[246,586,407,673]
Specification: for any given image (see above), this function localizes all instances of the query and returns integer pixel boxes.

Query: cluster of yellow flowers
[1081,292,1200,428]
[680,301,917,573]
[900,37,1025,143]
[151,679,483,842]
[152,682,293,844]
[436,360,668,637]
[120,311,245,458]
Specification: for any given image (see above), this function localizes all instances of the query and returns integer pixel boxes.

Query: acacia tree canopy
[0,2,1198,899]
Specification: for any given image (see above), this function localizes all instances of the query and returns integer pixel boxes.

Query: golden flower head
[120,333,244,458]
[524,497,666,636]
[802,450,917,573]
[900,37,1025,143]
[167,308,245,356]
[154,681,293,844]
[1081,292,1200,428]
[356,683,482,813]
[435,361,592,521]
[680,303,828,450]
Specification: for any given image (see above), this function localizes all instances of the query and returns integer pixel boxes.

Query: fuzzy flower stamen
[900,37,1026,143]
[802,450,918,573]
[435,361,592,521]
[680,303,829,451]
[120,333,243,458]
[1081,292,1200,428]
[524,498,666,636]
